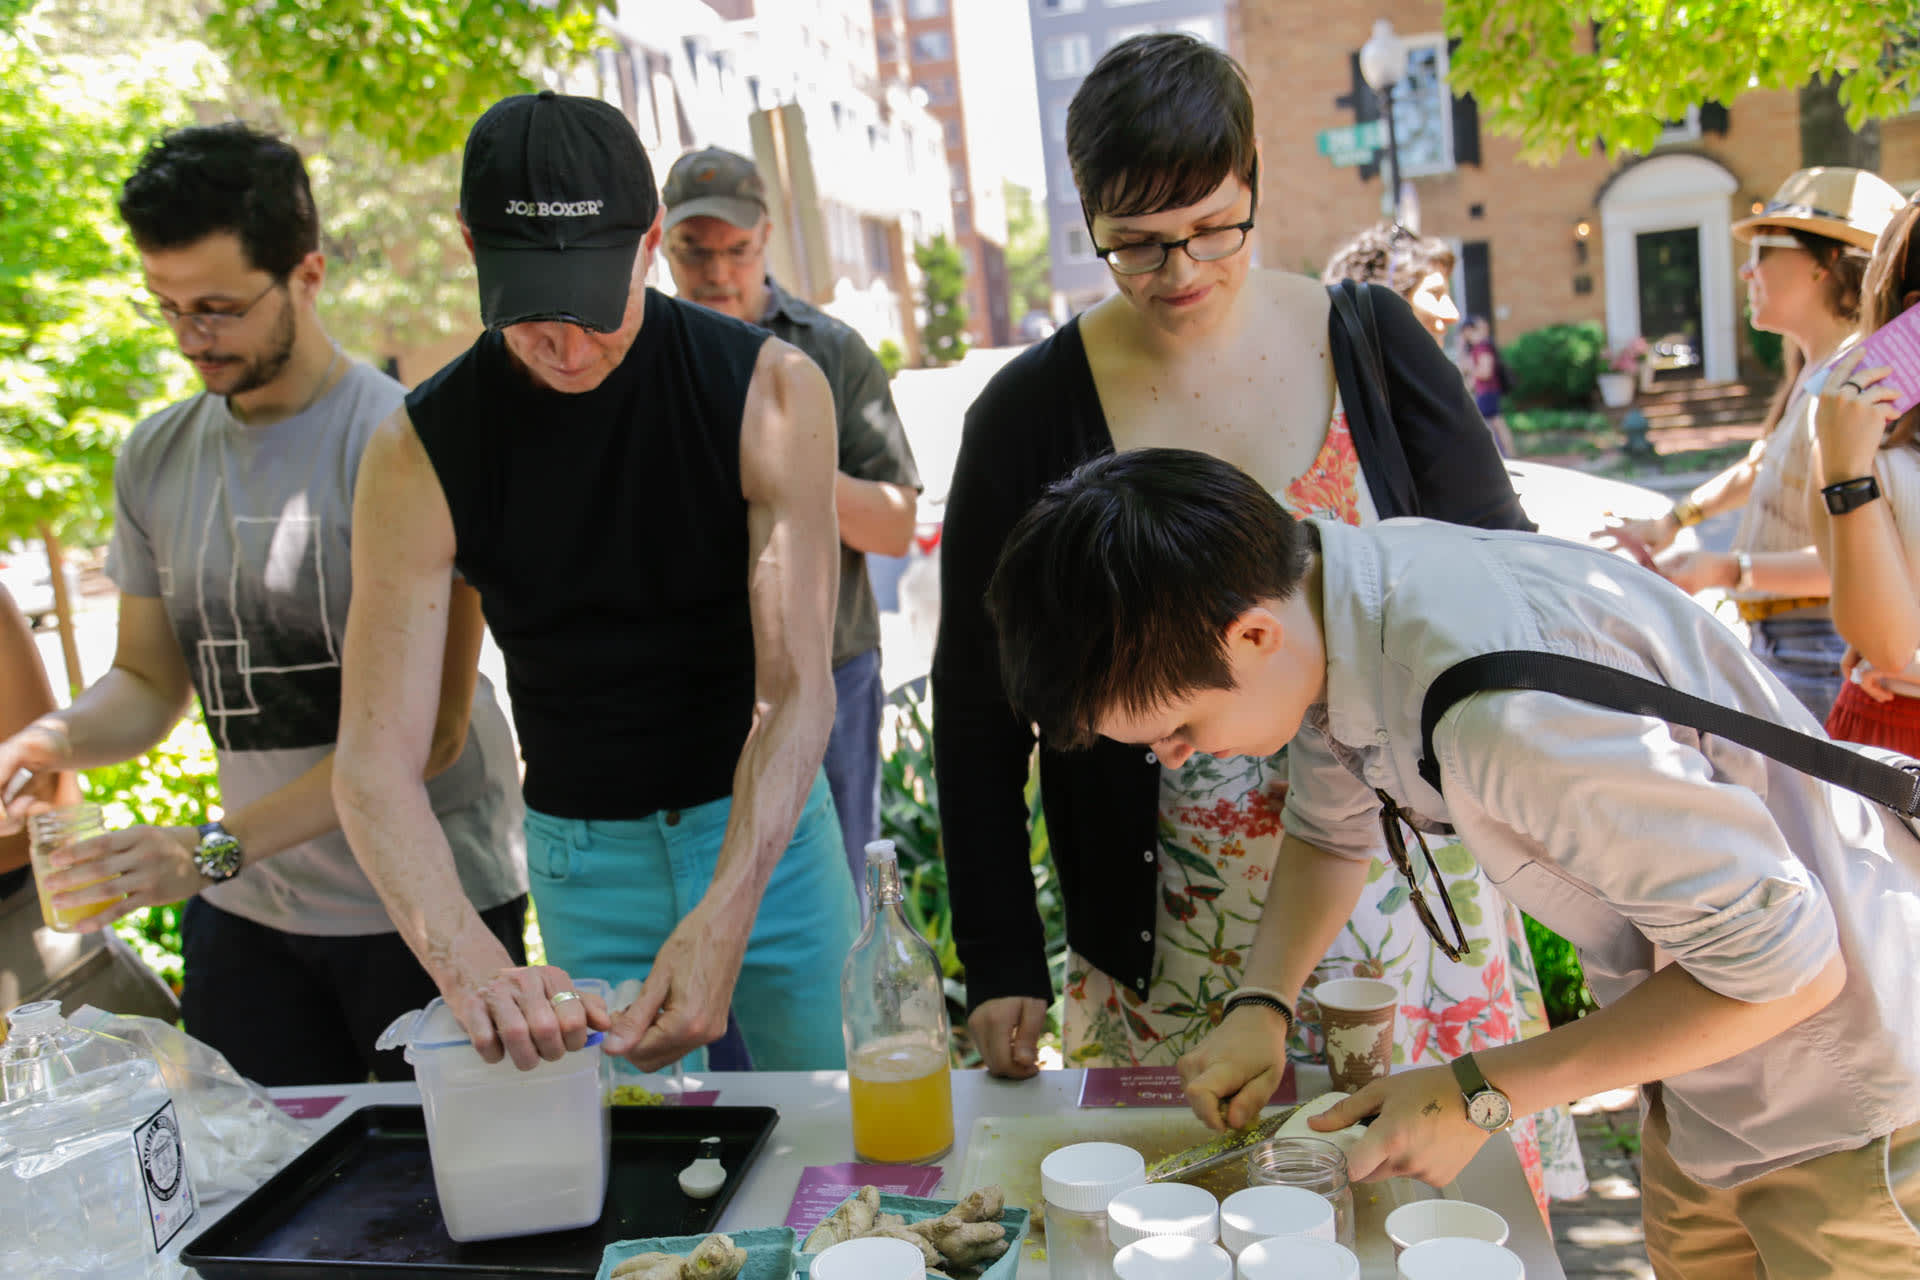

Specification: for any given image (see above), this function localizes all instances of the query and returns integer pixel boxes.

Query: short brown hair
[1322,223,1454,299]
[1066,34,1256,219]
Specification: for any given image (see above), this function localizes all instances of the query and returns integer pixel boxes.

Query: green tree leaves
[1447,0,1920,159]
[914,233,971,367]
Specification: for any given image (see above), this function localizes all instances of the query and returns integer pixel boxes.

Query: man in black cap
[662,146,921,916]
[333,92,859,1073]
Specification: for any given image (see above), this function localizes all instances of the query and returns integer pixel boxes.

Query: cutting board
[956,1110,1445,1280]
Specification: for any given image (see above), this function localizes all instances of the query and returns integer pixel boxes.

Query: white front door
[1598,153,1740,383]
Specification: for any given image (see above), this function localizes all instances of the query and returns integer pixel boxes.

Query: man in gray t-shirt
[0,124,526,1086]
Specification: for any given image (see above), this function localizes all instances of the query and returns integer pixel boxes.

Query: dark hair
[985,448,1313,749]
[1067,33,1256,219]
[1786,227,1866,324]
[1861,199,1920,447]
[1321,223,1454,298]
[118,123,319,278]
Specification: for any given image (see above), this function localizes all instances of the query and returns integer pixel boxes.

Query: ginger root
[802,1183,881,1252]
[806,1184,1010,1274]
[609,1233,746,1280]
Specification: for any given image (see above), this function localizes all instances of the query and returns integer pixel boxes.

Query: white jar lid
[1397,1237,1526,1280]
[1107,1181,1220,1247]
[1220,1184,1337,1254]
[810,1236,926,1280]
[1039,1141,1148,1213]
[1113,1236,1234,1280]
[1237,1236,1361,1280]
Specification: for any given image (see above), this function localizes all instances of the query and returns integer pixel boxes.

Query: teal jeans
[523,771,857,1071]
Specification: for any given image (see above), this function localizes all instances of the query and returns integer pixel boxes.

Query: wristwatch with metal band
[194,821,244,883]
[1450,1052,1514,1133]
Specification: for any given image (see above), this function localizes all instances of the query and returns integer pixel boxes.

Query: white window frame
[912,30,952,61]
[1388,32,1456,179]
[1063,225,1096,262]
[1657,106,1703,147]
[1042,32,1093,79]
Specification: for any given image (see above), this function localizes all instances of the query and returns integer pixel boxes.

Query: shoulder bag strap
[1417,650,1920,816]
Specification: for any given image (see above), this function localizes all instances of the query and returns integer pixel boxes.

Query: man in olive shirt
[662,147,922,912]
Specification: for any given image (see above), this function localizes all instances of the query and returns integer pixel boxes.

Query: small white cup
[1383,1199,1510,1255]
[1397,1236,1525,1279]
[1236,1236,1362,1280]
[809,1235,926,1280]
[1219,1185,1337,1254]
[1112,1235,1234,1280]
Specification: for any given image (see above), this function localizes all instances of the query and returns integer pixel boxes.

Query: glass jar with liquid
[28,804,118,932]
[842,840,953,1164]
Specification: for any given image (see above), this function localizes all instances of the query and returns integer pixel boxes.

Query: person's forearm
[1823,504,1920,674]
[1240,834,1373,1003]
[835,473,916,557]
[1478,951,1847,1118]
[36,666,190,769]
[1748,547,1831,598]
[1690,453,1760,519]
[703,675,836,930]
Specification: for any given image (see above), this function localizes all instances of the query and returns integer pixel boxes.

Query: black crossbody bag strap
[1417,650,1920,817]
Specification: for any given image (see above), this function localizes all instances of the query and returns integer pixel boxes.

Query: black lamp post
[1359,18,1407,225]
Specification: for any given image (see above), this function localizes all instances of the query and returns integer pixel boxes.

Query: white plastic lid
[810,1235,926,1280]
[1039,1141,1148,1212]
[1238,1236,1362,1280]
[1107,1181,1220,1247]
[375,978,612,1056]
[1220,1184,1338,1254]
[1113,1236,1234,1280]
[1397,1237,1526,1280]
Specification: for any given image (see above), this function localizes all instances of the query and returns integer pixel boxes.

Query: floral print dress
[1061,394,1590,1208]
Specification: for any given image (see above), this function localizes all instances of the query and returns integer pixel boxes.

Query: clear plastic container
[375,978,611,1241]
[1245,1136,1355,1249]
[1237,1236,1363,1279]
[1107,1181,1220,1247]
[28,804,121,932]
[842,840,953,1164]
[1219,1184,1338,1254]
[0,999,197,1279]
[1112,1235,1234,1279]
[1038,1140,1145,1280]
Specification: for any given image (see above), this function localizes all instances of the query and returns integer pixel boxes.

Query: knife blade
[1143,1104,1300,1184]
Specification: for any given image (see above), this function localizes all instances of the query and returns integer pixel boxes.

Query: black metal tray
[180,1103,779,1279]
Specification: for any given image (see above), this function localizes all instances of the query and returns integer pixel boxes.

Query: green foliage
[1748,311,1785,375]
[1507,408,1609,435]
[876,338,905,381]
[0,4,198,549]
[1502,322,1606,408]
[1004,182,1051,325]
[1522,914,1597,1026]
[202,0,606,165]
[83,712,222,993]
[914,234,971,367]
[1446,0,1920,160]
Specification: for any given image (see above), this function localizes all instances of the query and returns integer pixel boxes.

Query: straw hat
[1732,166,1905,251]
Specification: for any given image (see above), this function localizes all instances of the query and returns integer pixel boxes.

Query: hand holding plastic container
[0,1000,197,1279]
[842,839,954,1164]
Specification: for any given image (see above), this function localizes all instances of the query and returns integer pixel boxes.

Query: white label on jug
[133,1098,197,1251]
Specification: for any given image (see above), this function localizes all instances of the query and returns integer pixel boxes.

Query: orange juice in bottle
[842,841,953,1164]
[29,804,120,931]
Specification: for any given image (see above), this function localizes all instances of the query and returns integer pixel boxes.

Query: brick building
[1236,2,1920,380]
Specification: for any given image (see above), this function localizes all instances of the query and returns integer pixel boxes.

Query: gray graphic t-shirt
[106,361,526,935]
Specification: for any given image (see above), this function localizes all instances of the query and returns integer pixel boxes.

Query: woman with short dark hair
[933,32,1585,1206]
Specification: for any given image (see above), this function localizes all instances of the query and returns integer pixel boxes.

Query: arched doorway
[1597,153,1740,383]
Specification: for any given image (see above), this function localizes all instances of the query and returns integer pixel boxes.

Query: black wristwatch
[1823,475,1882,516]
[1450,1052,1514,1132]
[193,821,244,883]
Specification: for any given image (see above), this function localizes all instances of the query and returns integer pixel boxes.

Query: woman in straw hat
[1605,166,1905,721]
[933,32,1588,1210]
[1808,194,1920,752]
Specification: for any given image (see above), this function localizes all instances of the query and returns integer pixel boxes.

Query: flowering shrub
[1608,336,1650,374]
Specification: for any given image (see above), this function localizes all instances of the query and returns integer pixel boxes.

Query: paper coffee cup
[1309,978,1398,1094]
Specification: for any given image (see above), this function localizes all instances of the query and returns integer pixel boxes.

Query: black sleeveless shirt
[407,289,769,819]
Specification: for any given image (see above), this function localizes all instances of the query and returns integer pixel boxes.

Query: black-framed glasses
[134,280,281,336]
[1082,160,1260,276]
[1375,788,1469,962]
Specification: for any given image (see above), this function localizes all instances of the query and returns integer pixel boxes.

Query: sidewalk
[1555,1088,1652,1278]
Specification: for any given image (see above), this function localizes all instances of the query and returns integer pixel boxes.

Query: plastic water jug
[0,999,197,1279]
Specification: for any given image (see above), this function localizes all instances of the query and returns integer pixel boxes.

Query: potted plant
[1598,337,1648,407]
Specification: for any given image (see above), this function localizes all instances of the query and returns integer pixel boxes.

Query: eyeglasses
[1375,789,1469,962]
[667,241,760,270]
[134,280,281,336]
[1083,161,1260,276]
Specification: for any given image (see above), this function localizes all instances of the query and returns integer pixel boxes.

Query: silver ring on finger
[550,989,583,1009]
[1841,379,1864,393]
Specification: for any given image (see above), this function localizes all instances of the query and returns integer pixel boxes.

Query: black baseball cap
[459,90,659,332]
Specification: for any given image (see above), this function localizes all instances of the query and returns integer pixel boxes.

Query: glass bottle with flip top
[841,840,954,1164]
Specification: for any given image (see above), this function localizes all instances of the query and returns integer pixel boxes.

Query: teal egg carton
[597,1226,796,1280]
[795,1192,1031,1279]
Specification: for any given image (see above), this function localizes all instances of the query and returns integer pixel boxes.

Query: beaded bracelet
[1223,990,1295,1036]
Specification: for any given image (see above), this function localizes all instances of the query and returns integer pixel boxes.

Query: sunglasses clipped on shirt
[1374,788,1471,962]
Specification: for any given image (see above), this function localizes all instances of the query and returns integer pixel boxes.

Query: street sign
[1317,120,1385,168]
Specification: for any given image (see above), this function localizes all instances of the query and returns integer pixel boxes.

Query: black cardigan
[929,282,1535,1012]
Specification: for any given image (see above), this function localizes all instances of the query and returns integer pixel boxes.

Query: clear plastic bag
[67,1005,312,1198]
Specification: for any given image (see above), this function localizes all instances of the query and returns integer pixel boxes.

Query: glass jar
[1245,1136,1355,1249]
[841,840,953,1164]
[27,803,115,932]
[1038,1141,1145,1280]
